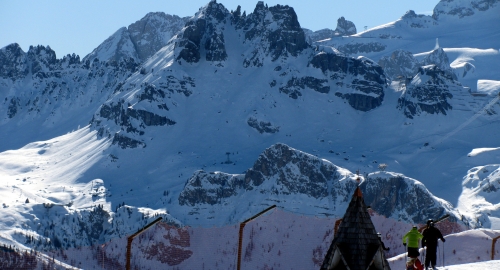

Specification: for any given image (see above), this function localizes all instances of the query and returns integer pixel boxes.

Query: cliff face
[334,16,357,36]
[178,143,459,225]
[378,50,420,81]
[397,64,468,119]
[0,44,137,138]
[84,12,188,63]
[88,1,388,150]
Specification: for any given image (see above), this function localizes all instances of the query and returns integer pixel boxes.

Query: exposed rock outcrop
[362,172,454,223]
[128,13,188,62]
[310,52,386,111]
[1,44,137,122]
[175,1,229,63]
[433,0,500,20]
[378,50,420,81]
[335,42,387,55]
[84,27,139,63]
[179,143,345,206]
[303,28,337,43]
[85,12,188,63]
[235,1,308,65]
[247,117,280,134]
[0,43,29,80]
[401,10,437,28]
[397,65,468,118]
[278,76,330,99]
[178,143,459,224]
[334,17,357,36]
[422,47,457,80]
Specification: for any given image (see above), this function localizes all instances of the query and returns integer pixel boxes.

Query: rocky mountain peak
[334,16,357,36]
[399,10,437,29]
[244,143,339,192]
[128,12,188,62]
[0,43,28,79]
[174,1,308,65]
[85,12,188,64]
[402,10,419,19]
[178,143,346,208]
[378,50,419,81]
[397,64,467,118]
[27,45,59,73]
[237,2,308,63]
[174,1,230,63]
[433,0,500,20]
[201,0,230,22]
[253,1,267,16]
[422,47,457,80]
[83,27,139,63]
[177,143,459,224]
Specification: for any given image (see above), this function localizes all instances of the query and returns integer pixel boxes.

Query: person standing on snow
[402,225,423,258]
[422,219,445,270]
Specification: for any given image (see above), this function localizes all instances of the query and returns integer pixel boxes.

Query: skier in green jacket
[402,225,423,258]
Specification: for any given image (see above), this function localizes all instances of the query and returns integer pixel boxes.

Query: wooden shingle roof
[321,186,390,270]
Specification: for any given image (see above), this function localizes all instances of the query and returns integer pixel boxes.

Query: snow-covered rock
[84,12,188,63]
[397,64,467,118]
[0,44,138,151]
[433,0,500,20]
[128,12,188,62]
[303,28,337,43]
[422,47,457,80]
[84,27,139,63]
[378,50,420,81]
[458,164,500,228]
[178,143,461,225]
[334,16,357,36]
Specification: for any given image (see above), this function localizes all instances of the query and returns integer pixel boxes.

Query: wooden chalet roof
[320,186,390,270]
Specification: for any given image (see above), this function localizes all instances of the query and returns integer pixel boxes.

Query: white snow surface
[477,79,500,95]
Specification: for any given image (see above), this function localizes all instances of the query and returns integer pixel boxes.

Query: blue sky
[0,0,439,58]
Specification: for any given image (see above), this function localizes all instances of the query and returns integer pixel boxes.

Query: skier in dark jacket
[422,219,445,270]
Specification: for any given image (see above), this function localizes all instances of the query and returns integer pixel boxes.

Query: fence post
[492,235,500,260]
[237,205,276,270]
[126,217,162,270]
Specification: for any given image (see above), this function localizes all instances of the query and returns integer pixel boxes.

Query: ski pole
[438,244,440,268]
[423,247,426,268]
[443,240,445,268]
[405,244,407,268]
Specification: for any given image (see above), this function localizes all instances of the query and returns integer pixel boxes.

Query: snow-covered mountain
[316,0,500,89]
[0,43,138,152]
[176,143,458,226]
[84,12,188,63]
[303,16,357,43]
[1,0,500,268]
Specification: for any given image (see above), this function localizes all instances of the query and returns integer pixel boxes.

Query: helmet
[377,232,381,237]
[427,219,434,226]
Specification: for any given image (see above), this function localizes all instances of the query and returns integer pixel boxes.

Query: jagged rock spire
[334,17,357,36]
